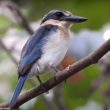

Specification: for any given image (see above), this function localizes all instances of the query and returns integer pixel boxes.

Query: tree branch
[0,38,110,109]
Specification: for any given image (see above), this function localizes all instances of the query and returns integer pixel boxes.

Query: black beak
[61,15,88,23]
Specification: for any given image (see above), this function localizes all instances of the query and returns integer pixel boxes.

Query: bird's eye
[56,12,64,17]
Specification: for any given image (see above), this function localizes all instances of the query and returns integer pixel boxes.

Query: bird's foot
[36,75,42,85]
[36,75,49,93]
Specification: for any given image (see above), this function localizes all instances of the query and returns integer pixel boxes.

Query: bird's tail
[10,75,27,107]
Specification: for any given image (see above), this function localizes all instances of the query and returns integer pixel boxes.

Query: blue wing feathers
[10,75,27,107]
[21,25,51,57]
[18,24,58,75]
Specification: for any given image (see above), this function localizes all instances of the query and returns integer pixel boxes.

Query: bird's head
[41,9,87,28]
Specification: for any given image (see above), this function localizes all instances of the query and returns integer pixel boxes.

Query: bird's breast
[29,25,71,76]
[38,28,71,69]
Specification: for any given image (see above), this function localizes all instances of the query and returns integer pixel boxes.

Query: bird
[9,9,87,107]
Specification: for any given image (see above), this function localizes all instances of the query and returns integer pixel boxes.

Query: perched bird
[10,9,87,107]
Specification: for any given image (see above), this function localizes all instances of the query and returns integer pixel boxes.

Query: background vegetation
[0,0,110,110]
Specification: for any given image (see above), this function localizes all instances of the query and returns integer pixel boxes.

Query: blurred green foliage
[31,97,49,110]
[0,17,11,36]
[0,0,110,110]
[63,65,101,109]
[27,0,110,31]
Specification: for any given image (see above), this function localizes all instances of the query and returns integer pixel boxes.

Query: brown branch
[0,38,110,109]
[29,79,58,110]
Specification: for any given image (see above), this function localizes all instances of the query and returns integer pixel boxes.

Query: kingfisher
[10,9,87,107]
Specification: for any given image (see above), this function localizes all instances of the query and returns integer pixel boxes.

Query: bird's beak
[61,15,88,23]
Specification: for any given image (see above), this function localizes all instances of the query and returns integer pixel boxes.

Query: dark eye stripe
[56,12,64,17]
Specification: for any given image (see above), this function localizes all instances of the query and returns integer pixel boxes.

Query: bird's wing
[18,24,58,75]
